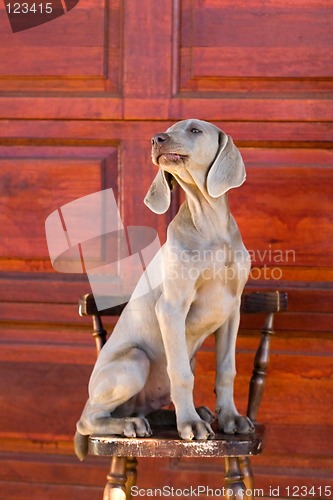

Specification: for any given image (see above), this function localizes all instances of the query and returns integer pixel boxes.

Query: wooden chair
[78,291,287,500]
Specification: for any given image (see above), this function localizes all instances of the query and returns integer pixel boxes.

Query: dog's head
[144,119,246,214]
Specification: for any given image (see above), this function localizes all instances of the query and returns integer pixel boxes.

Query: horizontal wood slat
[1,120,332,143]
[0,482,103,500]
[1,97,332,121]
[192,47,333,78]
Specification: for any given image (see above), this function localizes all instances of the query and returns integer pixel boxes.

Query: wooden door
[0,1,332,498]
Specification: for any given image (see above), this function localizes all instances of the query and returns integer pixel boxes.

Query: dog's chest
[184,280,236,351]
[183,242,249,289]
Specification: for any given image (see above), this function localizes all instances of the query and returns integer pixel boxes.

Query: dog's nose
[151,133,169,146]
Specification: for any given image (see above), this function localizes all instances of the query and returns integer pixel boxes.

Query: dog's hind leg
[75,347,151,460]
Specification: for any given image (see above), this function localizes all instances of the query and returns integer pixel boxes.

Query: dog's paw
[196,406,216,424]
[178,419,215,440]
[217,411,255,434]
[121,417,153,438]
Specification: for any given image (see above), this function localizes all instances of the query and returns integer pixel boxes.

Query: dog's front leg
[215,306,255,434]
[155,295,214,440]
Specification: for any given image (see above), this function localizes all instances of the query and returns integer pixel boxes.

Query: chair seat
[88,424,264,458]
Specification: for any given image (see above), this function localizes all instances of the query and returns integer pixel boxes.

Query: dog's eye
[191,128,201,134]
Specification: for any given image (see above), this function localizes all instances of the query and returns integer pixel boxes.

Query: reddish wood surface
[0,0,332,497]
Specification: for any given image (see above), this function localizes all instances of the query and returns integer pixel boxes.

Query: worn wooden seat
[78,291,287,500]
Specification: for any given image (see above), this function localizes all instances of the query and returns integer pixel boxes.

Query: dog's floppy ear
[144,169,174,214]
[206,134,246,198]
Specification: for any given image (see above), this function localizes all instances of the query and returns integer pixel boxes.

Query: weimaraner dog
[74,119,254,460]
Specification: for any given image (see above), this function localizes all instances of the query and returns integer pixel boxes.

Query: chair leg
[224,457,246,500]
[125,457,138,499]
[103,456,127,500]
[239,457,254,500]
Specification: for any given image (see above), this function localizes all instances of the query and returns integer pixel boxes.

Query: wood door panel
[192,46,333,78]
[183,2,331,50]
[0,159,101,260]
[229,148,333,268]
[0,145,119,268]
[0,0,122,93]
[178,0,333,93]
[0,360,92,439]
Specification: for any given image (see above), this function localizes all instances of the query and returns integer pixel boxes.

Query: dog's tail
[74,430,89,461]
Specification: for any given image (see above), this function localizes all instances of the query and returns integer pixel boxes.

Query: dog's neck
[175,176,231,237]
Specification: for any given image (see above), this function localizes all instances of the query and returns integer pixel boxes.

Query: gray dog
[74,119,254,460]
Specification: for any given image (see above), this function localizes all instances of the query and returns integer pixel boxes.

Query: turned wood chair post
[238,457,254,500]
[79,297,137,498]
[236,310,274,500]
[235,291,285,500]
[247,311,275,423]
[92,314,108,354]
[224,456,247,500]
[103,456,127,500]
[125,457,138,499]
[91,312,137,499]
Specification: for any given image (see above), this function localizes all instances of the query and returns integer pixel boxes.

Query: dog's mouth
[157,153,187,164]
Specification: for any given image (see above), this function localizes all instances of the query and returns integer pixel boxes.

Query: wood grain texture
[178,0,333,93]
[0,0,332,496]
[0,0,122,92]
[230,148,333,267]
